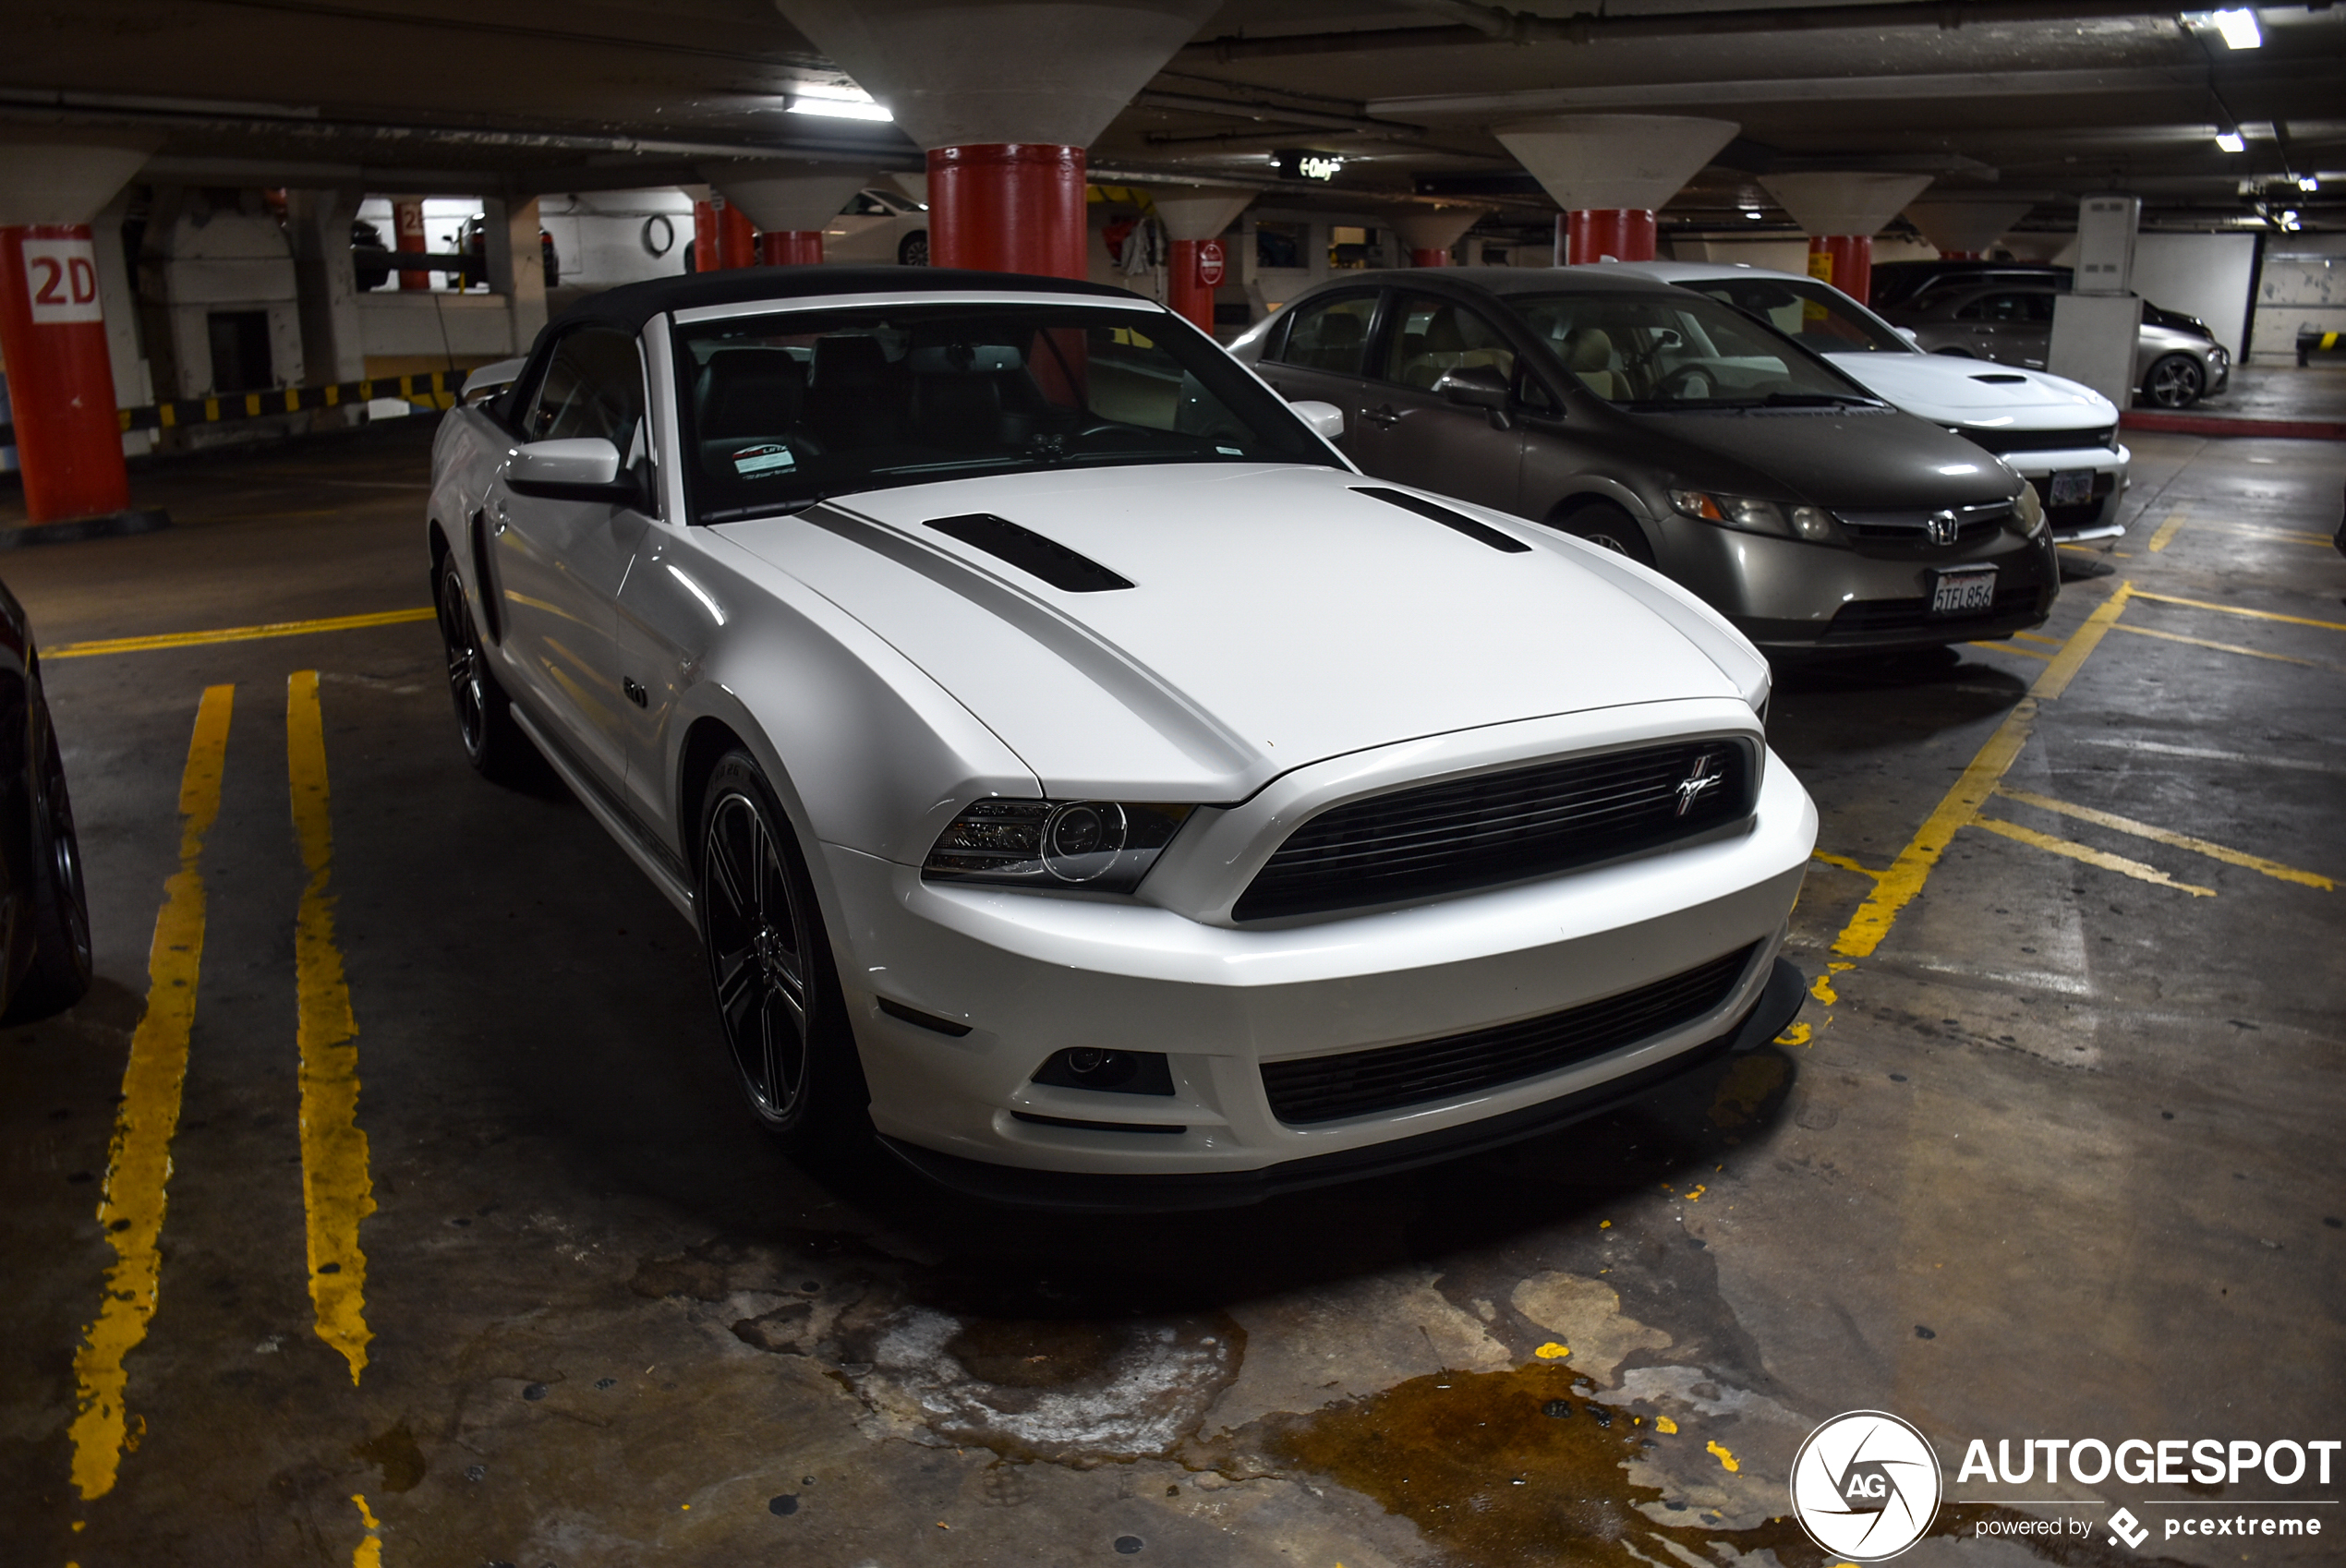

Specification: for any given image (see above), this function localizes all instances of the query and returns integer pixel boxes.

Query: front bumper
[1656,511,2060,653]
[819,731,1815,1188]
[2002,443,2132,543]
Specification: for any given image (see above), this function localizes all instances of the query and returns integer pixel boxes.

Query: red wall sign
[1196,239,1226,289]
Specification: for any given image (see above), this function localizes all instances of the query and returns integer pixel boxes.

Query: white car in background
[822,187,929,266]
[427,267,1812,1205]
[1608,261,2130,542]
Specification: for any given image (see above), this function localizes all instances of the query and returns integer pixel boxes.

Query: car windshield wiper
[1757,391,1887,408]
[699,494,840,525]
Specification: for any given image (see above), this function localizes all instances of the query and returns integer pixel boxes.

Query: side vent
[1351,487,1530,553]
[925,513,1134,592]
[467,508,504,644]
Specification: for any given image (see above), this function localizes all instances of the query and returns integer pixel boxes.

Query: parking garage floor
[1,413,2340,1568]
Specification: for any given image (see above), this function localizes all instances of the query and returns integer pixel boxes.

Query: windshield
[1670,276,1914,354]
[674,302,1333,523]
[1501,290,1885,411]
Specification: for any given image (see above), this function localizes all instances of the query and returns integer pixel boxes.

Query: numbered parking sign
[23,237,103,324]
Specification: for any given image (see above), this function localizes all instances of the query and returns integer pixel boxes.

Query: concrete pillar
[705,163,871,269]
[287,188,364,426]
[1150,187,1252,332]
[1905,199,2033,261]
[1493,115,1738,266]
[482,197,547,357]
[0,137,159,530]
[90,188,156,457]
[1391,207,1485,268]
[774,0,1215,278]
[393,198,429,290]
[1759,172,1932,305]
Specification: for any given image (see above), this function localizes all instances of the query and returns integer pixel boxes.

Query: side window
[1275,294,1378,376]
[526,326,647,464]
[1959,293,2027,323]
[2025,292,2058,323]
[1382,295,1517,389]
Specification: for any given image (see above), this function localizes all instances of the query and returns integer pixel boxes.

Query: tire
[695,750,869,1152]
[899,230,928,267]
[1562,502,1658,568]
[435,553,531,783]
[6,690,92,1022]
[2142,353,2204,409]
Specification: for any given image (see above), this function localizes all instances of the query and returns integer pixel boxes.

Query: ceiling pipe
[1132,89,1429,138]
[1182,0,2266,61]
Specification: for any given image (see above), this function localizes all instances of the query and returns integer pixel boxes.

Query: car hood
[1824,352,2117,430]
[713,464,1757,800]
[1629,405,2018,510]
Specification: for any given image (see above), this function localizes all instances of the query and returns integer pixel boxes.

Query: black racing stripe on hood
[925,513,1134,592]
[1351,487,1531,554]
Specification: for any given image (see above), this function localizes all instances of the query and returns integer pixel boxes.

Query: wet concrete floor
[1,414,2340,1567]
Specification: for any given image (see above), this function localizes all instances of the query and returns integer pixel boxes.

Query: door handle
[623,677,647,708]
[1364,404,1399,426]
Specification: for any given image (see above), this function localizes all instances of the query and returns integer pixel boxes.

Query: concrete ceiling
[4,0,2340,234]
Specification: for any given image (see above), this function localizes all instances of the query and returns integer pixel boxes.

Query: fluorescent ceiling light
[2300,175,2320,191]
[786,82,891,121]
[2210,7,2262,47]
[2216,131,2246,152]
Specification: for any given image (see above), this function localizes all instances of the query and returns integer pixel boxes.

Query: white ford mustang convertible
[428,267,1815,1207]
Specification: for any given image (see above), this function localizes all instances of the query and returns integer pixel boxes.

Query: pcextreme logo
[1790,1411,1943,1562]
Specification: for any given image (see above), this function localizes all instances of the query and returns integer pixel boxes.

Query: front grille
[1259,944,1759,1125]
[1823,585,2040,637]
[1835,500,2011,545]
[1956,425,2116,455]
[1232,741,1755,923]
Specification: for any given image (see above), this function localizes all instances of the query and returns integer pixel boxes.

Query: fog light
[1031,1047,1176,1095]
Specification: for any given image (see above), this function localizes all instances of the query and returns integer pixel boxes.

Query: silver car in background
[1879,281,2230,409]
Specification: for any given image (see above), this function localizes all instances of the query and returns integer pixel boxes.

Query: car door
[1348,292,1528,515]
[1249,290,1382,464]
[1952,291,2038,365]
[489,323,655,790]
[2008,289,2056,369]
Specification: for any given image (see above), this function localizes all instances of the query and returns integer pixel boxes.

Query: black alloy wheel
[696,751,867,1149]
[900,230,928,267]
[1565,502,1659,568]
[6,690,93,1021]
[436,555,527,781]
[2143,353,2205,410]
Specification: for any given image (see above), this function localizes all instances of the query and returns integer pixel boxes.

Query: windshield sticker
[732,443,796,476]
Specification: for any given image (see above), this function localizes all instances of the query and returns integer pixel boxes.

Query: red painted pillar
[393,198,429,290]
[1166,237,1226,332]
[760,231,824,266]
[1409,247,1451,268]
[717,203,756,270]
[1808,235,1873,304]
[1936,249,1984,261]
[927,144,1087,280]
[0,225,131,525]
[1555,209,1658,266]
[692,201,719,271]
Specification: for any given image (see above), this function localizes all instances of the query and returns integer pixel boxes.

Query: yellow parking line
[1996,786,2333,890]
[2146,506,2189,553]
[1970,639,2051,659]
[1832,583,2133,959]
[46,608,434,660]
[1811,850,1887,881]
[2109,621,2344,674]
[2130,591,2346,633]
[2012,630,2063,645]
[69,685,235,1501]
[1973,816,2216,897]
[288,671,375,1384]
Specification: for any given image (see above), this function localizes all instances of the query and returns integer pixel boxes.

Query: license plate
[1930,568,1998,617]
[2049,469,2094,507]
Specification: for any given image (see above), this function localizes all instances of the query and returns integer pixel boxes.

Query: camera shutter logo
[1790,1410,1943,1561]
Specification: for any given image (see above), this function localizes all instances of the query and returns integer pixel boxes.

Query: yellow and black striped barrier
[0,369,465,452]
[2296,330,2343,368]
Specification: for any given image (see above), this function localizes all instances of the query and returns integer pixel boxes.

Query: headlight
[2012,481,2046,537]
[923,799,1193,893]
[1668,489,1838,543]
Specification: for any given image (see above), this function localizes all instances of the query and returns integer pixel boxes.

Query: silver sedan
[1879,282,2230,409]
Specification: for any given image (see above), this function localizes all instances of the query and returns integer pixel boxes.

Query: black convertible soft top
[546,264,1144,336]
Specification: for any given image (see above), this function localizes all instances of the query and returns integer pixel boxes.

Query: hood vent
[1352,487,1530,554]
[1969,373,2028,384]
[925,513,1133,593]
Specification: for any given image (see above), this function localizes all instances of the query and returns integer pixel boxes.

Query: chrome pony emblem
[1925,509,1960,546]
[1675,752,1725,817]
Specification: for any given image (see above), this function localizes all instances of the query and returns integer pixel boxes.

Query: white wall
[2249,235,2346,362]
[2132,232,2257,358]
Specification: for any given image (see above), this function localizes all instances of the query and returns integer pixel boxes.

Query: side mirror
[1434,366,1510,411]
[505,437,636,502]
[1898,327,1921,344]
[1289,399,1346,441]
